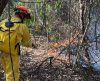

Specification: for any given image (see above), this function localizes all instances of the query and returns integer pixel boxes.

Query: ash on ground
[0,36,100,81]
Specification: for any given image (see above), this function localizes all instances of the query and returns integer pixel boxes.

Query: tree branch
[0,0,9,16]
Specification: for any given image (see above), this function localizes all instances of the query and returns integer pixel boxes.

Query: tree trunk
[0,0,9,16]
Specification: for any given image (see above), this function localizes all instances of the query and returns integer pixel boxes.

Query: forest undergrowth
[0,35,100,81]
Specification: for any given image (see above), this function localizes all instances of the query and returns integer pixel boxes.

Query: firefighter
[0,6,34,81]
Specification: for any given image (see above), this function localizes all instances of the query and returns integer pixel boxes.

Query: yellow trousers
[0,53,20,81]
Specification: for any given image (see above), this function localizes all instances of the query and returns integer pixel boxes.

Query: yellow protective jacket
[0,16,32,81]
[0,16,32,55]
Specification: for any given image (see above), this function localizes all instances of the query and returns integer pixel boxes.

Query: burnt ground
[0,36,100,81]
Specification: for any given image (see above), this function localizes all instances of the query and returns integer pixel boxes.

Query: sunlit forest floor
[0,36,100,81]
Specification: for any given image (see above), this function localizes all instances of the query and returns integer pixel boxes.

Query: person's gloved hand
[32,43,37,49]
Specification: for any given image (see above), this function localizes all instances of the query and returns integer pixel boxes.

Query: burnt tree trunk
[0,0,9,16]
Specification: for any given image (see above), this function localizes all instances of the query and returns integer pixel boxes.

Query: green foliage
[1,0,65,40]
[14,0,19,2]
[48,28,62,42]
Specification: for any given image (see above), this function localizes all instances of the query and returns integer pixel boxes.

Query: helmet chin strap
[16,13,25,23]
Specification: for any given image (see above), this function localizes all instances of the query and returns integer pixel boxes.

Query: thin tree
[0,0,9,16]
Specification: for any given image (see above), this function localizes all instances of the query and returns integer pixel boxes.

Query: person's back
[0,6,33,81]
[0,16,32,55]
